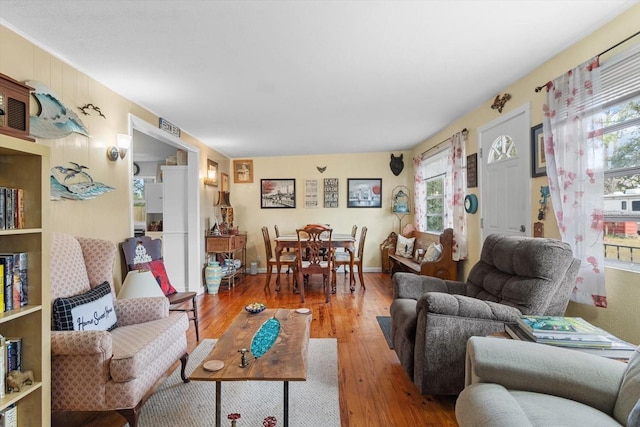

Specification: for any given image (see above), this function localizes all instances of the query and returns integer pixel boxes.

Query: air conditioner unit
[0,73,34,142]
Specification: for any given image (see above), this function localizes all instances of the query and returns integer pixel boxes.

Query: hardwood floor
[52,272,459,427]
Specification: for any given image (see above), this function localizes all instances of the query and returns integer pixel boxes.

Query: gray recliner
[389,234,580,395]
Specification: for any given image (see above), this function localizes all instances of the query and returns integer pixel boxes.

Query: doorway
[128,114,202,293]
[478,104,531,243]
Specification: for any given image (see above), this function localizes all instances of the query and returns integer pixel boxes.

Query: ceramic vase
[205,260,222,294]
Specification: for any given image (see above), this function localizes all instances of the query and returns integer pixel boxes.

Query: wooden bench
[388,228,457,280]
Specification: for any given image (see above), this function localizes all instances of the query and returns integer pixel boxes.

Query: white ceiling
[0,1,637,158]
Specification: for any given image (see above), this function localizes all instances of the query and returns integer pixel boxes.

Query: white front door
[478,104,531,243]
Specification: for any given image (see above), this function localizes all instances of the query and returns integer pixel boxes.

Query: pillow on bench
[396,235,415,258]
[424,242,442,262]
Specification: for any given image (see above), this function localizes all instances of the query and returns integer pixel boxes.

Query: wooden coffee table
[190,308,312,427]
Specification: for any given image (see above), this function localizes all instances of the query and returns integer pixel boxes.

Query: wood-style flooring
[52,271,458,427]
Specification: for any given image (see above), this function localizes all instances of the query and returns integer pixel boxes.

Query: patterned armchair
[50,232,190,427]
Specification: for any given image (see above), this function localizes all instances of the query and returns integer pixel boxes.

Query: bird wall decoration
[78,103,106,118]
[317,166,327,173]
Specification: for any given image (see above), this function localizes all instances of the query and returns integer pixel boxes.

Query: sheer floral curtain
[542,57,607,307]
[445,131,468,261]
[413,156,428,232]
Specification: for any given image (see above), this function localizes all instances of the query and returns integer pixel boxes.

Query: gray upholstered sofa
[456,336,640,427]
[390,234,580,395]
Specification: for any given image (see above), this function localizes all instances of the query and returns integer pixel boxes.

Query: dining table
[274,233,357,293]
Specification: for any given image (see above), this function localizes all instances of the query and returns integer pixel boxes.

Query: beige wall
[412,3,640,344]
[231,152,413,270]
[0,24,230,289]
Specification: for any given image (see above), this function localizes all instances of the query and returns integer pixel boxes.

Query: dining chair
[336,224,358,275]
[262,226,297,291]
[274,224,292,274]
[295,224,333,303]
[120,236,200,341]
[333,225,367,291]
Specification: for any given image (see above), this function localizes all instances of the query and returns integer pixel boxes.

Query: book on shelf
[0,255,12,312]
[0,187,5,230]
[5,337,22,394]
[0,405,17,427]
[0,263,4,316]
[11,252,27,308]
[505,322,637,360]
[15,188,24,230]
[0,336,5,399]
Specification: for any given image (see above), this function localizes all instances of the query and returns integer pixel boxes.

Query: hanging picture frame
[324,178,339,208]
[233,159,254,183]
[221,172,229,192]
[261,179,296,209]
[531,123,546,177]
[305,179,320,208]
[347,178,382,208]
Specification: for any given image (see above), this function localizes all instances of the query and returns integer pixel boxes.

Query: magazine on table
[505,321,637,360]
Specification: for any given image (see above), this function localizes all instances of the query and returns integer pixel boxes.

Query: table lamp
[118,269,164,299]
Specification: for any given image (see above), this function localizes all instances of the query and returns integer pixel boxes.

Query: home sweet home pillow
[396,235,415,258]
[52,281,117,331]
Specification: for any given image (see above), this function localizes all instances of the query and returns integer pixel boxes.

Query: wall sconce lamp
[107,133,132,161]
[203,159,218,186]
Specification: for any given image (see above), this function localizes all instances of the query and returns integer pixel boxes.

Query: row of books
[0,188,24,230]
[505,315,637,360]
[0,253,27,313]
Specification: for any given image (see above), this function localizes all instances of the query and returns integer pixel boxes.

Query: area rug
[376,316,393,349]
[131,338,340,426]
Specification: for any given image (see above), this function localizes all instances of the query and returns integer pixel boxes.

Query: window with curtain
[415,148,450,233]
[600,45,640,267]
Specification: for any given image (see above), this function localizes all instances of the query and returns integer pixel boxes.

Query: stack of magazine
[505,316,637,360]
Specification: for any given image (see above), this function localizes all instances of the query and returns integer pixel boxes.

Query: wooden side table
[206,233,247,287]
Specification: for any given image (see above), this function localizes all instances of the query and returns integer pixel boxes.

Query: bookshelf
[0,134,50,426]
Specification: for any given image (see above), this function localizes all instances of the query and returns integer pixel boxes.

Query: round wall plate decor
[464,194,478,214]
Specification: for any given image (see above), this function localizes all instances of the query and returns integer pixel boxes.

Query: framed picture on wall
[221,172,229,192]
[233,159,254,183]
[261,179,296,209]
[347,178,382,208]
[531,123,546,177]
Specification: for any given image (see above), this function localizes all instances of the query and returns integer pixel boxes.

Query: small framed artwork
[304,179,320,208]
[531,123,546,177]
[204,159,218,186]
[347,178,382,208]
[466,153,478,188]
[221,172,229,192]
[324,178,339,208]
[233,159,254,183]
[261,179,296,209]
